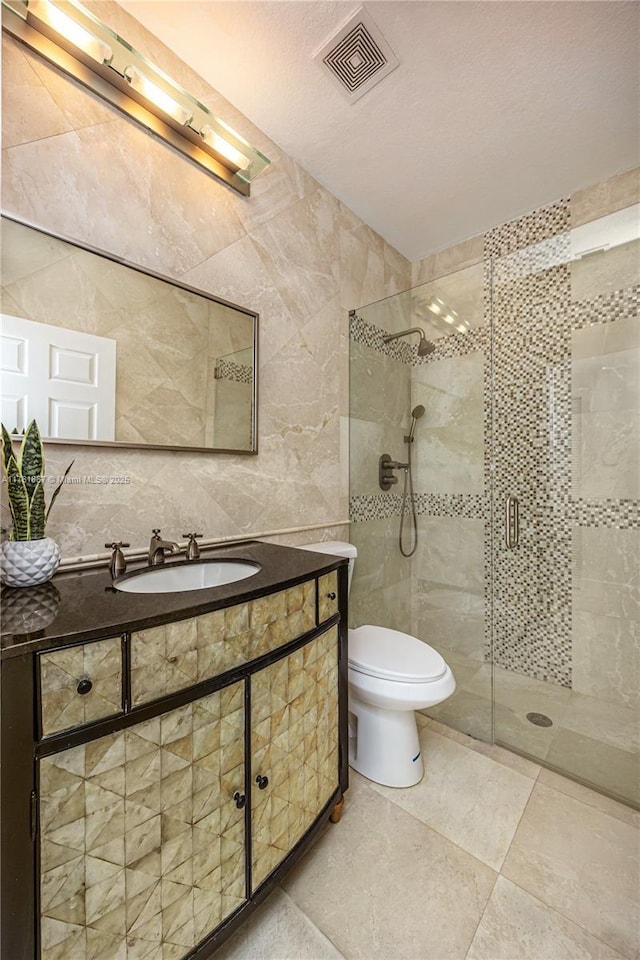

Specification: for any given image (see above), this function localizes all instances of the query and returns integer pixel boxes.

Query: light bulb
[201,125,251,171]
[29,0,112,63]
[124,66,192,126]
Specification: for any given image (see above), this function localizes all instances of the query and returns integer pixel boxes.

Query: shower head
[417,337,436,357]
[406,404,426,443]
[382,327,435,357]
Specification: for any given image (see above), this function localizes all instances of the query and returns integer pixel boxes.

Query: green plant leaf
[28,478,46,539]
[20,419,44,504]
[4,451,29,540]
[45,459,74,524]
[1,423,15,475]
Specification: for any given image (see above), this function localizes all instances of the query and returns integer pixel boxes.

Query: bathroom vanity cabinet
[0,542,348,960]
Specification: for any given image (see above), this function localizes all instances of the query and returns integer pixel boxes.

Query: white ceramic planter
[0,537,61,587]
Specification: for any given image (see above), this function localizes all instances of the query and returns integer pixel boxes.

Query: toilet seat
[348,625,447,683]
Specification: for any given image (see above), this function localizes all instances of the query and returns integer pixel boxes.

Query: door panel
[0,314,116,439]
[251,626,339,889]
[38,683,245,960]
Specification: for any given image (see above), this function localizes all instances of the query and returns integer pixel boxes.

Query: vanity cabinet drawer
[39,637,124,737]
[131,578,316,706]
[318,571,339,622]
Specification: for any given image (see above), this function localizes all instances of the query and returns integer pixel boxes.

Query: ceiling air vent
[314,7,399,103]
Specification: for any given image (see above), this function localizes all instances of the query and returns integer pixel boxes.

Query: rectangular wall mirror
[0,214,258,454]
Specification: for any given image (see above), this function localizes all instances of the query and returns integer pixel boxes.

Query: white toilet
[300,541,456,788]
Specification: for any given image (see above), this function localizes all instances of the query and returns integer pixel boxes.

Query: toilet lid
[348,625,447,683]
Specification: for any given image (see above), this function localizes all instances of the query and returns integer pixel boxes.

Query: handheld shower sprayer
[405,404,425,444]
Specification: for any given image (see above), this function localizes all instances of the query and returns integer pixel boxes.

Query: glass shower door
[490,201,640,807]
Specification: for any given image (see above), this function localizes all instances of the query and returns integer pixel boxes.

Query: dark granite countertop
[0,540,347,659]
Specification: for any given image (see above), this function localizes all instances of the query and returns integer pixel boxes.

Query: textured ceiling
[120,1,640,260]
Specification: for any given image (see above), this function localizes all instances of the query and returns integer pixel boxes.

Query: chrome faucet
[148,529,181,566]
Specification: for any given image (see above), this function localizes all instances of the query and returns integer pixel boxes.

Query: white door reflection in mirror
[1,314,116,440]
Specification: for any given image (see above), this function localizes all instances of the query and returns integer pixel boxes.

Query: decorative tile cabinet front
[251,627,339,887]
[39,683,246,960]
[1,562,347,960]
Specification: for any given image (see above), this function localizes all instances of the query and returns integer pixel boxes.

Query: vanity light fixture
[1,0,270,195]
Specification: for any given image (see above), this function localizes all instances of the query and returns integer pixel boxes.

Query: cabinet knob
[255,774,269,790]
[76,678,93,696]
[233,791,246,809]
[327,592,337,600]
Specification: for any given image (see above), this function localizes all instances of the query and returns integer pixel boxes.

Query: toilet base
[348,693,424,788]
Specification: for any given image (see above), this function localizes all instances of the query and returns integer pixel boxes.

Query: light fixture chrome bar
[1,0,270,196]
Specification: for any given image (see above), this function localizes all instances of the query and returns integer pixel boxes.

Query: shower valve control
[379,453,406,491]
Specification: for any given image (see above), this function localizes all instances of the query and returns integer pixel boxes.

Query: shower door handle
[505,496,519,549]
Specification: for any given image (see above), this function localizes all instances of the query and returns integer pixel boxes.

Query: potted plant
[1,421,73,587]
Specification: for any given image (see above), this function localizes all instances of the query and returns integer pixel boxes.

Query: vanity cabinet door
[38,682,246,960]
[250,626,340,889]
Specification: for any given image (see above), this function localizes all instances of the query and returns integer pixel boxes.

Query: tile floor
[216,716,639,960]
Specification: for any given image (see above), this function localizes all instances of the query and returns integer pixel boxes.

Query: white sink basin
[115,560,261,593]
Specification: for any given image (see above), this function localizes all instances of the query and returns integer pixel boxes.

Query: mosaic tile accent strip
[214,359,253,384]
[486,198,574,685]
[40,638,123,737]
[349,312,414,363]
[350,493,487,522]
[251,627,339,888]
[485,199,569,258]
[351,307,489,364]
[349,493,407,522]
[131,581,316,705]
[413,493,487,520]
[39,683,246,960]
[570,499,640,528]
[569,284,639,330]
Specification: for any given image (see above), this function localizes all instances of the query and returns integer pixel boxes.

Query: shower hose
[399,442,418,557]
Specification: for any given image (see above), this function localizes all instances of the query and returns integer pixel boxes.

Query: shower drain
[526,712,553,727]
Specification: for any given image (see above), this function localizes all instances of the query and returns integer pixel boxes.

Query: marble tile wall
[1,4,411,560]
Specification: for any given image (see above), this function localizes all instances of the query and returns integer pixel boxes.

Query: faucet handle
[152,528,162,538]
[183,533,203,562]
[105,541,130,579]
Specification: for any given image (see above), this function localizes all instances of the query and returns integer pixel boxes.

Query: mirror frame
[1,212,259,455]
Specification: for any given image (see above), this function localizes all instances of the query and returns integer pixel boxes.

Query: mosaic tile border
[570,499,640,528]
[349,312,415,364]
[569,284,639,331]
[413,493,487,519]
[486,198,574,686]
[349,494,406,522]
[215,359,253,384]
[349,492,487,523]
[351,309,489,364]
[484,199,570,259]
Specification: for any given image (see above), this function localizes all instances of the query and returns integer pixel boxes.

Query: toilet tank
[297,540,357,596]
